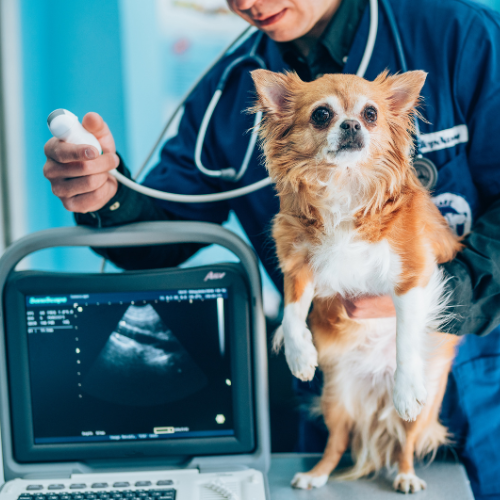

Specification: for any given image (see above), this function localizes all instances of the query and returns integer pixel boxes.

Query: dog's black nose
[340,119,361,131]
[338,119,364,151]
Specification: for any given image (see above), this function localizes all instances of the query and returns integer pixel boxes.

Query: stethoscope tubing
[194,35,266,182]
[112,170,272,203]
[378,0,438,188]
[378,0,422,141]
[356,0,378,77]
[132,26,255,182]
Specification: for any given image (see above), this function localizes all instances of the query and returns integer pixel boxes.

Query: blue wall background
[19,0,127,271]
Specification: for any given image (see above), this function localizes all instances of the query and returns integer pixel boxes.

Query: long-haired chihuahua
[251,69,461,493]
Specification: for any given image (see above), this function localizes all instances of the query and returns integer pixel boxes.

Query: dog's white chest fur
[309,223,401,297]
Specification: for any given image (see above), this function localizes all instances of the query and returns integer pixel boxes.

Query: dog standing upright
[251,69,462,493]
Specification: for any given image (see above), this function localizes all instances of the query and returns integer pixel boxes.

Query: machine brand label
[204,271,226,281]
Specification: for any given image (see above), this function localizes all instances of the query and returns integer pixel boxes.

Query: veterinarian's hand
[43,112,119,213]
[342,295,396,319]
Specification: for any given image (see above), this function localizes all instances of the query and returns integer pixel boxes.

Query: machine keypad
[19,488,176,500]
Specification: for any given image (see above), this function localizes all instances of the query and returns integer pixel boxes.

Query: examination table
[269,454,474,499]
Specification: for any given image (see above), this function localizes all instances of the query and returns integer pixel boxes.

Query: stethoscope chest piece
[414,155,438,190]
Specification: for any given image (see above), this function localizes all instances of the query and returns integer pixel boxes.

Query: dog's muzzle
[338,119,364,151]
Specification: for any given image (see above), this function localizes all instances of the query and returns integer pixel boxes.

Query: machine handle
[0,221,260,283]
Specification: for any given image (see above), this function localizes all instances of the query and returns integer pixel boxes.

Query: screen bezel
[4,264,255,463]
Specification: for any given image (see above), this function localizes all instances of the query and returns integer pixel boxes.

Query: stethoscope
[195,34,265,183]
[113,0,437,203]
[379,0,438,189]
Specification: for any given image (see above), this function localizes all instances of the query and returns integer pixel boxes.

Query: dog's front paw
[393,472,427,493]
[393,369,427,421]
[284,325,318,382]
[291,472,328,489]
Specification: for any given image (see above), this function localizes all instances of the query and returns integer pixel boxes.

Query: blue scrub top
[143,0,500,496]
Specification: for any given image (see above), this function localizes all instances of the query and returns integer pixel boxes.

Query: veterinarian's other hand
[43,112,119,213]
[342,295,396,319]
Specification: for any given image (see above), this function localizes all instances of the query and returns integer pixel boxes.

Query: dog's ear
[377,70,427,113]
[251,69,301,119]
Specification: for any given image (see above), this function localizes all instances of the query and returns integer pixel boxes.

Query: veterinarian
[43,0,500,497]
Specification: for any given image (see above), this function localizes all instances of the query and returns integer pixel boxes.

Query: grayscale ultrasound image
[83,304,208,406]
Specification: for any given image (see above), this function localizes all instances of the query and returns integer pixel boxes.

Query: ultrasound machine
[0,222,270,500]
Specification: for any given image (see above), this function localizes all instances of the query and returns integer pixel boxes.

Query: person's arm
[43,113,207,270]
[442,196,500,336]
[339,193,500,334]
[73,158,205,270]
[442,10,500,336]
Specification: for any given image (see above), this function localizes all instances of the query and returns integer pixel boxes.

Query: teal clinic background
[16,0,500,312]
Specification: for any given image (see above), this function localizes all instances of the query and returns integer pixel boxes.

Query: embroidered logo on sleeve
[432,193,472,237]
[419,125,468,154]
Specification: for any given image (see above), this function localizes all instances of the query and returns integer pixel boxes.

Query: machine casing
[0,222,270,494]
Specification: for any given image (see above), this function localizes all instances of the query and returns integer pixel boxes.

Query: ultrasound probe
[47,109,103,155]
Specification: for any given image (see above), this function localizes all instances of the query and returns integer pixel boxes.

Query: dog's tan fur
[251,69,461,492]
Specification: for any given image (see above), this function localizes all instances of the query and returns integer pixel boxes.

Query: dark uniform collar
[321,0,369,68]
[276,0,369,81]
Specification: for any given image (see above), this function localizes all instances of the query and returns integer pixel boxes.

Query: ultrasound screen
[24,288,234,445]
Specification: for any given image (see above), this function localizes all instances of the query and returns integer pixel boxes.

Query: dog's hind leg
[393,420,428,493]
[291,403,352,489]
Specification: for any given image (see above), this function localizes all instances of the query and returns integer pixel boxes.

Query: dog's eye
[364,107,377,123]
[311,107,332,126]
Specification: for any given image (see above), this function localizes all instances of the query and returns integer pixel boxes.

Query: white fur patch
[311,225,402,298]
[331,317,397,391]
[392,267,449,421]
[392,369,427,422]
[281,283,318,381]
[323,95,343,114]
[291,472,329,489]
[324,317,399,425]
[352,96,372,115]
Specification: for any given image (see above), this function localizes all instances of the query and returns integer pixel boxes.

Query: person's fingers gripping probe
[47,109,272,203]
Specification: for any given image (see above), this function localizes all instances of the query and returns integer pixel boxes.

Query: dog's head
[251,70,426,200]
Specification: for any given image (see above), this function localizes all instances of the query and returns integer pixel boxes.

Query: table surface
[268,454,474,500]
